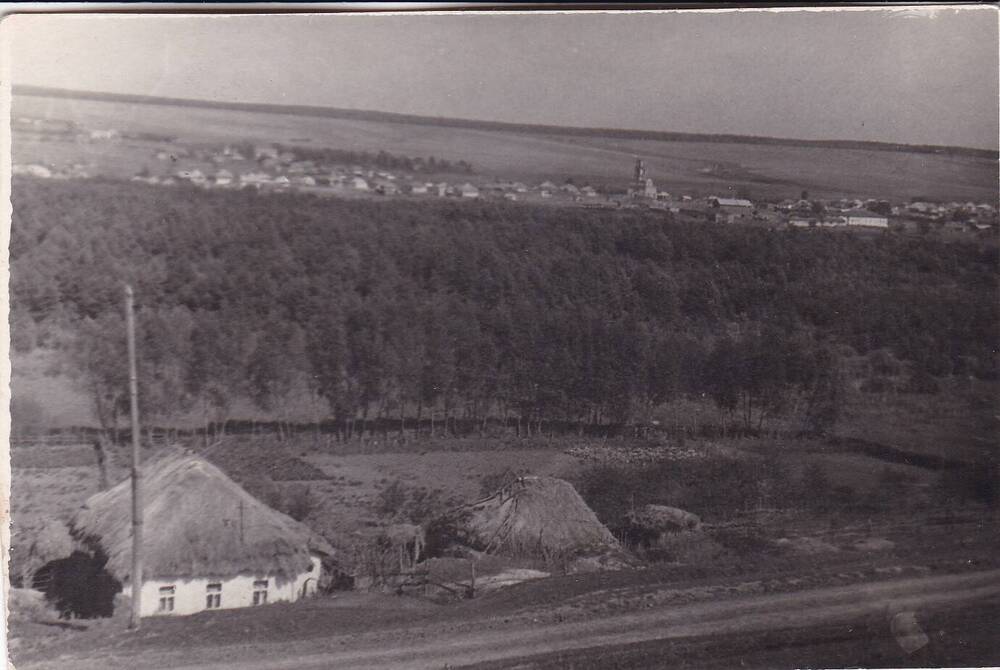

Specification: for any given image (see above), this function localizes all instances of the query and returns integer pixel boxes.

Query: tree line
[10,177,998,441]
[269,143,474,175]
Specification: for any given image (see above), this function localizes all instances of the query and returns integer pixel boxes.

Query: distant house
[580,186,598,198]
[538,181,558,192]
[843,210,889,229]
[350,176,369,191]
[503,193,518,201]
[176,169,207,186]
[709,197,754,210]
[240,172,272,188]
[66,454,333,618]
[562,184,580,196]
[709,197,754,223]
[410,183,429,195]
[89,129,119,140]
[255,145,280,161]
[214,170,234,187]
[288,161,316,175]
[292,175,316,187]
[374,181,398,196]
[271,175,291,188]
[435,182,449,197]
[642,179,657,199]
[459,183,480,198]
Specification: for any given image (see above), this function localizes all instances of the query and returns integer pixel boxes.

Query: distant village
[12,115,999,237]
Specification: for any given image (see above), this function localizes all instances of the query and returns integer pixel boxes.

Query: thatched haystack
[459,476,617,560]
[71,452,333,584]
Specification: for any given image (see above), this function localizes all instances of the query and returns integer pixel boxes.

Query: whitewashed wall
[846,215,889,228]
[130,554,322,617]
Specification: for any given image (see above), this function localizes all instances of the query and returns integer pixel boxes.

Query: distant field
[13,93,999,203]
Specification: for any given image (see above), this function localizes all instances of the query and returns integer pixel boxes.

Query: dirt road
[28,568,999,670]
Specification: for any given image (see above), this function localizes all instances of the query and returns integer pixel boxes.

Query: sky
[3,6,998,149]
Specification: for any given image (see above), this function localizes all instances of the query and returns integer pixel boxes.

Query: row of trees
[269,143,474,174]
[10,178,998,440]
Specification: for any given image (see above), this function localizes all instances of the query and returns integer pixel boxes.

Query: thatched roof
[71,453,333,583]
[459,476,618,559]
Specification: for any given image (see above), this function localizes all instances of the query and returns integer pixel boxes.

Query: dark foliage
[10,178,998,434]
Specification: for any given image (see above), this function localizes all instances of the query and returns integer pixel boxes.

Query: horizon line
[12,83,999,158]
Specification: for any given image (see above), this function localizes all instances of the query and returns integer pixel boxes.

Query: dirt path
[26,568,1000,670]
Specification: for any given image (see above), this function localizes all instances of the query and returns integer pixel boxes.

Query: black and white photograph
[1,5,998,669]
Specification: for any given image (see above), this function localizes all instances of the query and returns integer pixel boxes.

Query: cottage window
[252,579,268,606]
[158,585,175,612]
[206,582,222,609]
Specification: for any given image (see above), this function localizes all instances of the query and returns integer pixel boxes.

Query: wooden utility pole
[125,285,143,629]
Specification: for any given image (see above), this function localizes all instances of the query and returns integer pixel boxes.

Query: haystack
[71,452,333,584]
[459,476,617,559]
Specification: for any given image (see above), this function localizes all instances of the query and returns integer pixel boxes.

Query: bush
[424,510,473,558]
[375,479,408,518]
[375,479,458,525]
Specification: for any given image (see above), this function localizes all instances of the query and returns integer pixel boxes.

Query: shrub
[375,479,408,518]
[375,479,457,525]
[424,510,474,559]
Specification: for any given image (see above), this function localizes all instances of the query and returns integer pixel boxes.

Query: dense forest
[10,177,998,438]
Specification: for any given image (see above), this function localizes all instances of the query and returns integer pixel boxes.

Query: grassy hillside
[13,93,999,203]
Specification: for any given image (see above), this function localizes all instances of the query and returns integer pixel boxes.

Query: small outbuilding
[70,453,333,618]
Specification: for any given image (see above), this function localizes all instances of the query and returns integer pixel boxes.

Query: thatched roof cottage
[70,453,333,617]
